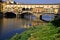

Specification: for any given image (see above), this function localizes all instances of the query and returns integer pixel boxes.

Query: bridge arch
[40,13,55,22]
[19,12,36,20]
[20,12,33,18]
[4,12,16,18]
[0,12,3,18]
[22,8,25,11]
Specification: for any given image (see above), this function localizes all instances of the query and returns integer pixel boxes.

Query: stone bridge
[1,3,60,18]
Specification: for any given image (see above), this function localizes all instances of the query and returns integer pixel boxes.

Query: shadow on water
[19,12,33,18]
[19,12,36,21]
[4,12,16,18]
[0,18,3,40]
[0,12,3,37]
[0,12,3,18]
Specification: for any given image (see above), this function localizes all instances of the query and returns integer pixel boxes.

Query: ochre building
[0,0,60,18]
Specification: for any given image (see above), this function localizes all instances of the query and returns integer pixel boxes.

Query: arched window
[25,8,29,10]
[22,8,25,11]
[30,8,33,10]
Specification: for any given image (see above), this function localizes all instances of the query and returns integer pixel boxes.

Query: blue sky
[3,0,60,4]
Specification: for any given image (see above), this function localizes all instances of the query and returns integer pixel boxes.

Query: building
[0,0,2,12]
[2,3,60,13]
[0,0,60,16]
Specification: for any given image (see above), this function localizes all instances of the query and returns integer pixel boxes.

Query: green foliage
[9,23,60,40]
[51,18,60,27]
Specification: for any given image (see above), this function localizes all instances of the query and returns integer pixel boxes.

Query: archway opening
[25,8,29,11]
[19,12,36,20]
[4,12,16,18]
[40,13,55,22]
[30,8,33,10]
[22,8,25,11]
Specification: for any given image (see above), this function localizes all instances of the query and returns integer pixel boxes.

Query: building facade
[0,0,60,15]
[2,3,60,14]
[0,0,2,12]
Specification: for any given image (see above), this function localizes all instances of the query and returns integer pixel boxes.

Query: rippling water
[0,17,44,40]
[0,18,31,40]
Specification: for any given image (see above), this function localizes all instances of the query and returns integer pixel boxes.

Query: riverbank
[9,23,60,40]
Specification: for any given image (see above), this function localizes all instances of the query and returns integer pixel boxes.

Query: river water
[0,17,45,40]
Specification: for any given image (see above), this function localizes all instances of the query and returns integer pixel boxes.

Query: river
[0,17,45,40]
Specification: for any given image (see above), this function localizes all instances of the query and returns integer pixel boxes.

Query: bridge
[1,3,60,18]
[0,1,60,21]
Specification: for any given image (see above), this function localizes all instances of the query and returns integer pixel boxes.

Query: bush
[51,18,60,27]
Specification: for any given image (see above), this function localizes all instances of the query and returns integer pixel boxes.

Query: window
[22,8,25,11]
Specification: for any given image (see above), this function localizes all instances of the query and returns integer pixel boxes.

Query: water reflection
[0,18,3,36]
[0,18,30,40]
[0,17,45,40]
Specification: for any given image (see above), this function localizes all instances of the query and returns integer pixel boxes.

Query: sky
[3,0,60,4]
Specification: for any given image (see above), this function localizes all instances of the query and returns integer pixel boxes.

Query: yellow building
[0,1,60,15]
[0,2,2,12]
